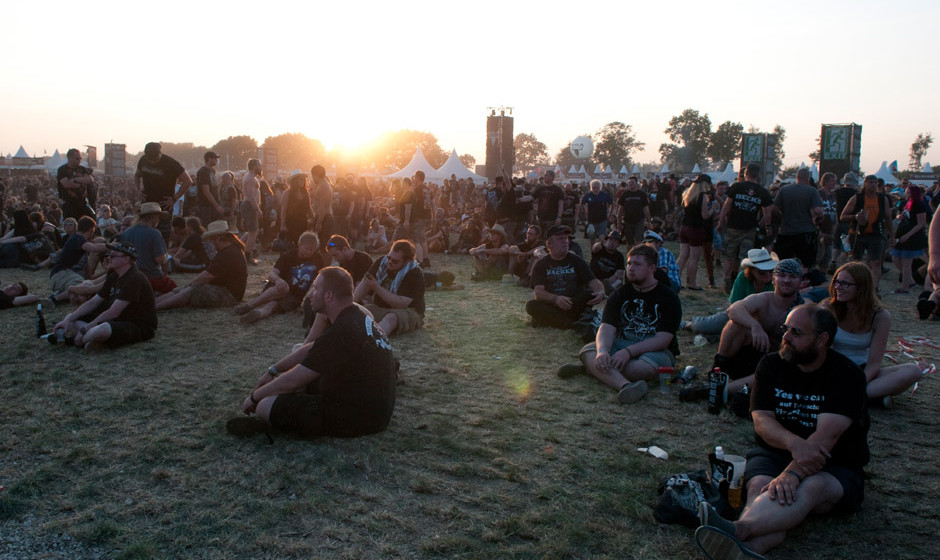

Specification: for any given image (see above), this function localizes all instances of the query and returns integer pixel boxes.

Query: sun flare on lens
[504,367,532,402]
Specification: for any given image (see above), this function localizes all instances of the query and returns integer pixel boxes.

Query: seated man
[226,267,396,439]
[235,231,325,325]
[155,220,248,310]
[508,224,541,286]
[525,224,604,329]
[51,242,157,350]
[469,224,510,281]
[696,303,869,560]
[48,216,105,306]
[354,239,425,336]
[302,234,373,329]
[589,230,625,294]
[0,281,39,309]
[559,244,680,404]
[642,230,680,292]
[119,202,177,295]
[711,258,805,398]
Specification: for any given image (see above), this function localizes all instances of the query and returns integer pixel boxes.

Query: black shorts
[106,321,155,348]
[269,393,325,438]
[744,447,865,515]
[774,231,818,270]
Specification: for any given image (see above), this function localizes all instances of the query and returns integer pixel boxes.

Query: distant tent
[13,146,30,158]
[660,163,670,174]
[924,163,933,174]
[691,163,701,173]
[593,164,604,174]
[713,162,737,184]
[384,147,438,180]
[568,164,578,174]
[631,164,641,174]
[872,161,899,186]
[809,162,819,182]
[432,149,487,183]
[45,149,66,172]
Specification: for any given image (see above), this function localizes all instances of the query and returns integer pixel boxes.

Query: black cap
[545,224,572,238]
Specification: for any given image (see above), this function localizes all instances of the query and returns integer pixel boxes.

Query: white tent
[568,164,578,174]
[631,164,641,175]
[809,162,819,182]
[712,162,737,184]
[873,161,899,186]
[45,149,65,173]
[691,163,701,173]
[619,165,628,175]
[924,163,933,173]
[432,149,486,183]
[593,164,604,174]
[660,163,670,174]
[13,146,30,158]
[384,147,438,180]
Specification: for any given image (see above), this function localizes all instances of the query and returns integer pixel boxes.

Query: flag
[889,160,898,173]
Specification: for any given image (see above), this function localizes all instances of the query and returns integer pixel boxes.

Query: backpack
[653,470,721,528]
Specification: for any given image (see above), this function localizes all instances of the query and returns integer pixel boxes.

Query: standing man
[696,304,869,560]
[533,170,565,236]
[617,177,650,246]
[839,175,891,289]
[772,168,823,271]
[816,172,839,273]
[241,158,263,265]
[57,148,97,220]
[558,244,681,404]
[354,240,425,337]
[120,202,176,295]
[719,163,775,293]
[830,173,860,271]
[226,267,396,440]
[311,164,334,247]
[196,151,224,226]
[581,179,614,242]
[135,142,192,241]
[403,170,431,268]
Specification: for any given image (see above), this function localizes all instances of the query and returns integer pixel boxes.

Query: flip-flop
[694,526,767,560]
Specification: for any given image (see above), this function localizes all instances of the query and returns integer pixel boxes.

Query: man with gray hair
[772,167,823,271]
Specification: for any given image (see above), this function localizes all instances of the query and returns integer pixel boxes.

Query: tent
[924,163,933,174]
[432,149,487,183]
[691,163,701,173]
[631,164,641,175]
[384,147,438,180]
[660,163,670,175]
[45,149,65,173]
[873,161,899,186]
[13,146,30,158]
[712,162,737,184]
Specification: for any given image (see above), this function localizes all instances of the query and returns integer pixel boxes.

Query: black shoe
[679,383,710,403]
[226,416,271,439]
[917,298,936,320]
[557,363,585,379]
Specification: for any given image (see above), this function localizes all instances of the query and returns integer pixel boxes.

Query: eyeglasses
[782,325,820,337]
[832,279,857,288]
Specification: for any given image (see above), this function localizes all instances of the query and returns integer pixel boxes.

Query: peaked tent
[13,146,30,158]
[809,162,819,182]
[631,164,641,174]
[924,163,933,174]
[660,163,670,174]
[432,149,487,183]
[45,149,65,172]
[691,164,701,173]
[872,161,899,185]
[384,147,439,180]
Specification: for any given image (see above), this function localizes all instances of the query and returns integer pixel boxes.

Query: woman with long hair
[676,174,715,290]
[890,184,929,293]
[822,262,922,405]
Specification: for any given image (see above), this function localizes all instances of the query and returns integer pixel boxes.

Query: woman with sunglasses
[822,262,922,406]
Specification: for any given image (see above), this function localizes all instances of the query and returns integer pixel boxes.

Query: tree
[514,133,549,171]
[261,133,327,173]
[368,129,447,170]
[458,154,476,169]
[210,135,259,171]
[592,122,644,171]
[707,121,743,164]
[659,109,712,172]
[808,135,821,164]
[772,125,787,172]
[909,132,933,171]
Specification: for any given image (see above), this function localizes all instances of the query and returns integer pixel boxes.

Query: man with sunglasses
[696,303,868,560]
[52,242,157,351]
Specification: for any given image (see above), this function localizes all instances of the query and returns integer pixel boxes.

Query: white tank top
[832,326,873,366]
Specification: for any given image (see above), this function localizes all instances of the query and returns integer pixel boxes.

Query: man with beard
[589,230,625,294]
[196,151,225,226]
[57,148,97,220]
[616,176,649,246]
[557,244,681,404]
[135,142,193,241]
[711,258,805,397]
[354,239,425,336]
[696,303,868,560]
[227,266,396,439]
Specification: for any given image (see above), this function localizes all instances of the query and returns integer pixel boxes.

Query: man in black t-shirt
[719,163,775,292]
[53,242,157,350]
[326,234,373,283]
[196,151,224,226]
[559,244,680,404]
[135,142,193,240]
[56,148,97,220]
[227,267,396,439]
[532,170,565,235]
[617,177,650,246]
[525,225,605,329]
[508,224,542,285]
[235,232,324,325]
[696,303,869,560]
[589,230,626,294]
[354,239,425,336]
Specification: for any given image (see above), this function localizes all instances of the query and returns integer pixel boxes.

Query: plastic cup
[658,373,671,394]
[725,454,747,484]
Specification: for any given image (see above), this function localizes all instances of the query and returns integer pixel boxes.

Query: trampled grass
[1,243,938,559]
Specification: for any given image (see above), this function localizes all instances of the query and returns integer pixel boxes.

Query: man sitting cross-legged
[354,239,425,336]
[235,231,325,325]
[558,244,681,404]
[226,267,396,439]
[695,303,869,560]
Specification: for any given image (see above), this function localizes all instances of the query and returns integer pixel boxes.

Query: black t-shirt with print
[96,267,157,331]
[618,189,649,223]
[274,249,326,298]
[590,247,625,281]
[531,252,595,298]
[751,351,869,470]
[195,166,218,207]
[725,180,774,230]
[137,155,185,202]
[602,280,680,356]
[56,164,93,202]
[342,250,373,284]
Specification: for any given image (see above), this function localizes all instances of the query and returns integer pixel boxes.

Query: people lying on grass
[640,230,680,293]
[821,262,923,406]
[227,267,396,439]
[682,248,778,336]
[709,258,805,400]
[696,304,869,560]
[234,231,325,325]
[0,281,39,309]
[119,202,177,295]
[525,224,605,329]
[557,244,680,404]
[154,220,247,311]
[469,224,510,281]
[353,239,425,336]
[508,224,541,287]
[51,242,157,351]
[47,216,107,306]
[169,217,212,273]
[589,230,625,295]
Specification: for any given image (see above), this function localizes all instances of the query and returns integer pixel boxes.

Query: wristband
[784,469,803,482]
[268,365,280,378]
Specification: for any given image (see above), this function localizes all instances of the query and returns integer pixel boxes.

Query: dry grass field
[1,241,938,559]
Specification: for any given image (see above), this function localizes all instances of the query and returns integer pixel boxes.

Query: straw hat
[740,248,778,271]
[138,202,168,218]
[202,220,239,239]
[486,224,507,239]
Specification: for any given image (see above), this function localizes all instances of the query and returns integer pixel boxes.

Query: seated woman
[822,262,923,406]
[682,248,777,335]
[170,217,212,273]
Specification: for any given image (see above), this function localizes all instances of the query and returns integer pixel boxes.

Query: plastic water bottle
[714,446,724,461]
[35,304,47,338]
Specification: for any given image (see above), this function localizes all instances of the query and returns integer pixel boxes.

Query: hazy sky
[2,0,937,173]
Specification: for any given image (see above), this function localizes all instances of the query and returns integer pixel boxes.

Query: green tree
[261,132,327,173]
[369,130,447,170]
[808,135,821,164]
[659,109,712,172]
[909,132,933,171]
[707,121,743,164]
[458,154,476,169]
[592,122,644,171]
[210,135,259,171]
[772,124,787,172]
[514,132,549,171]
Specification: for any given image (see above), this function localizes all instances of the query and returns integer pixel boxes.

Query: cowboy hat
[138,202,168,218]
[202,220,239,239]
[740,248,778,271]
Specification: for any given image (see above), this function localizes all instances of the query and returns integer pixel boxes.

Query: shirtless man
[241,158,263,265]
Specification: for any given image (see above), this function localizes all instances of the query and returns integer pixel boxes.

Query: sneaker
[240,309,264,325]
[679,383,710,403]
[617,380,648,404]
[680,320,692,331]
[557,363,585,379]
[234,303,252,316]
[694,525,766,560]
[44,296,58,310]
[226,416,271,438]
[697,502,737,535]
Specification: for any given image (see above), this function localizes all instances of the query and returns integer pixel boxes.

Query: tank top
[832,326,873,366]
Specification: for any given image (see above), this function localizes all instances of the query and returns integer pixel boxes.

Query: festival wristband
[784,469,803,482]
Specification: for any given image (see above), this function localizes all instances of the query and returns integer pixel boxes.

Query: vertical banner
[104,143,126,176]
[262,148,278,179]
[740,133,776,186]
[819,123,861,179]
[485,110,514,182]
[85,146,97,168]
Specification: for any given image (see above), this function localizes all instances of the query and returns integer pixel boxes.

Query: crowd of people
[3,146,939,560]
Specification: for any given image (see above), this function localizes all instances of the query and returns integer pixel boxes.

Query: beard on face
[779,340,818,365]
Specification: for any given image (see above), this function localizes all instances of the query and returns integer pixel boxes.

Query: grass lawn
[1,242,938,559]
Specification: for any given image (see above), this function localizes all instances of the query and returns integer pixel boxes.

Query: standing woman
[890,184,929,293]
[676,174,715,290]
[822,262,922,406]
[280,172,314,248]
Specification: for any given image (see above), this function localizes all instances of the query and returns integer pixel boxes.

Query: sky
[2,0,938,174]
